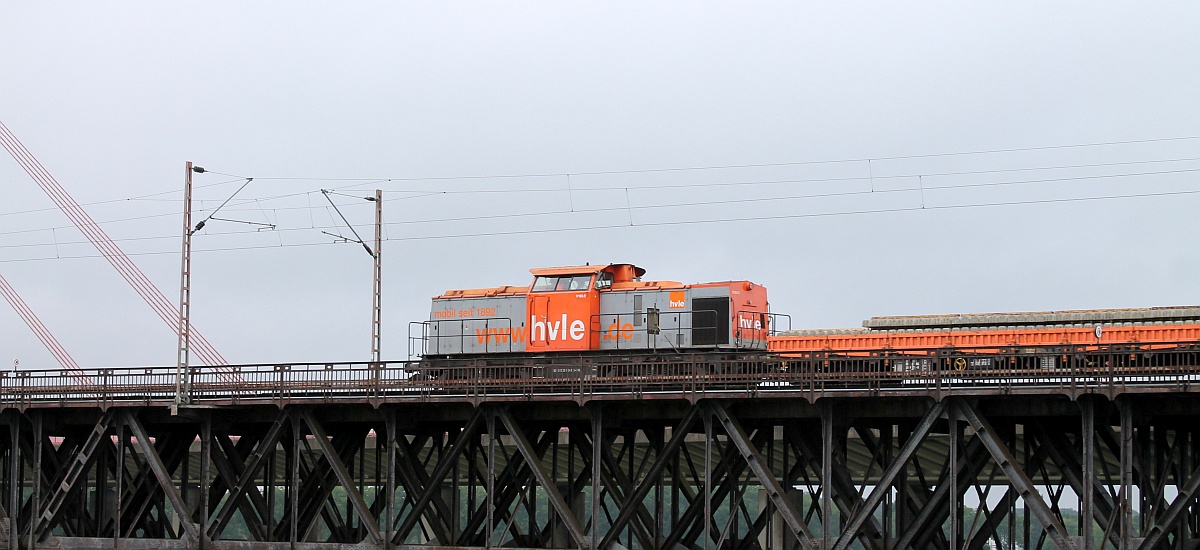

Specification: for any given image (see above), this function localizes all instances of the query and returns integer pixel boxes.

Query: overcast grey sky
[2,3,1198,369]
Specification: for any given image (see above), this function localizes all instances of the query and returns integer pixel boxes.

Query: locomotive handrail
[589,308,746,351]
[730,308,778,348]
[412,316,521,357]
[590,309,710,351]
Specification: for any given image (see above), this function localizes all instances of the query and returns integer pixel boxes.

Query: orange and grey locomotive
[413,263,771,359]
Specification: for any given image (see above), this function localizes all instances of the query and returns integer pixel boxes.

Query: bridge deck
[0,343,1198,549]
[2,342,1198,409]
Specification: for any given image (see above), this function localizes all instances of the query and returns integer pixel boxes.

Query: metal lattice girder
[457,428,553,545]
[832,399,946,550]
[1136,449,1200,550]
[122,411,200,543]
[282,420,370,542]
[209,431,270,540]
[119,429,193,539]
[16,421,53,522]
[393,407,484,544]
[662,422,762,550]
[1030,422,1124,549]
[31,425,89,538]
[488,434,550,548]
[391,431,456,545]
[493,406,590,549]
[12,413,53,540]
[207,409,290,540]
[707,401,819,550]
[964,487,1016,550]
[784,423,887,550]
[34,410,114,540]
[588,431,659,549]
[297,409,382,544]
[598,403,702,550]
[955,399,1078,550]
[892,427,988,550]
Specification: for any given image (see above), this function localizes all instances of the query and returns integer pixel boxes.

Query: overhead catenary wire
[194,154,1200,197]
[1,165,1195,249]
[0,177,251,218]
[199,135,1200,183]
[3,186,1197,264]
[3,157,1198,239]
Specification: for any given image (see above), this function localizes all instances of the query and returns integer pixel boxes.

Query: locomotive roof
[529,264,646,277]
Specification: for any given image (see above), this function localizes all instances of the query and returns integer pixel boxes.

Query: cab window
[532,276,556,292]
[595,272,613,290]
[532,274,594,292]
[568,275,592,290]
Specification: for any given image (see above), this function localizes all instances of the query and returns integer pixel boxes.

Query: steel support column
[589,404,600,550]
[821,399,833,550]
[1121,397,1135,549]
[1081,397,1095,550]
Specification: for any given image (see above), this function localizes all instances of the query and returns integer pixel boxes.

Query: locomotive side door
[526,273,599,352]
[527,293,551,351]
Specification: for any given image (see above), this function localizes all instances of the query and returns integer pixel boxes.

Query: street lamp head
[192,166,206,173]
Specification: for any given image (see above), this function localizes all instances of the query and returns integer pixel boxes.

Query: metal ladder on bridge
[33,411,115,538]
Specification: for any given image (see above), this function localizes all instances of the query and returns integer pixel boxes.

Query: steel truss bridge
[1,343,1200,550]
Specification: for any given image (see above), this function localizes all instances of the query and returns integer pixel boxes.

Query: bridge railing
[2,343,1199,407]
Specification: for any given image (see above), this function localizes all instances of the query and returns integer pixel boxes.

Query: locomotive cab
[525,265,613,352]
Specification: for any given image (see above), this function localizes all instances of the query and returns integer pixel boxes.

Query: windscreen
[532,275,593,292]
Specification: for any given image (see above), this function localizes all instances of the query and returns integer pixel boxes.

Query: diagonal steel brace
[598,403,702,550]
[832,399,946,550]
[122,410,200,544]
[207,409,289,540]
[394,407,484,543]
[708,401,819,550]
[493,405,590,550]
[1136,454,1200,550]
[298,409,382,544]
[956,400,1077,550]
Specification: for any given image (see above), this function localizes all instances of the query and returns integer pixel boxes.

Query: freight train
[407,263,1200,379]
